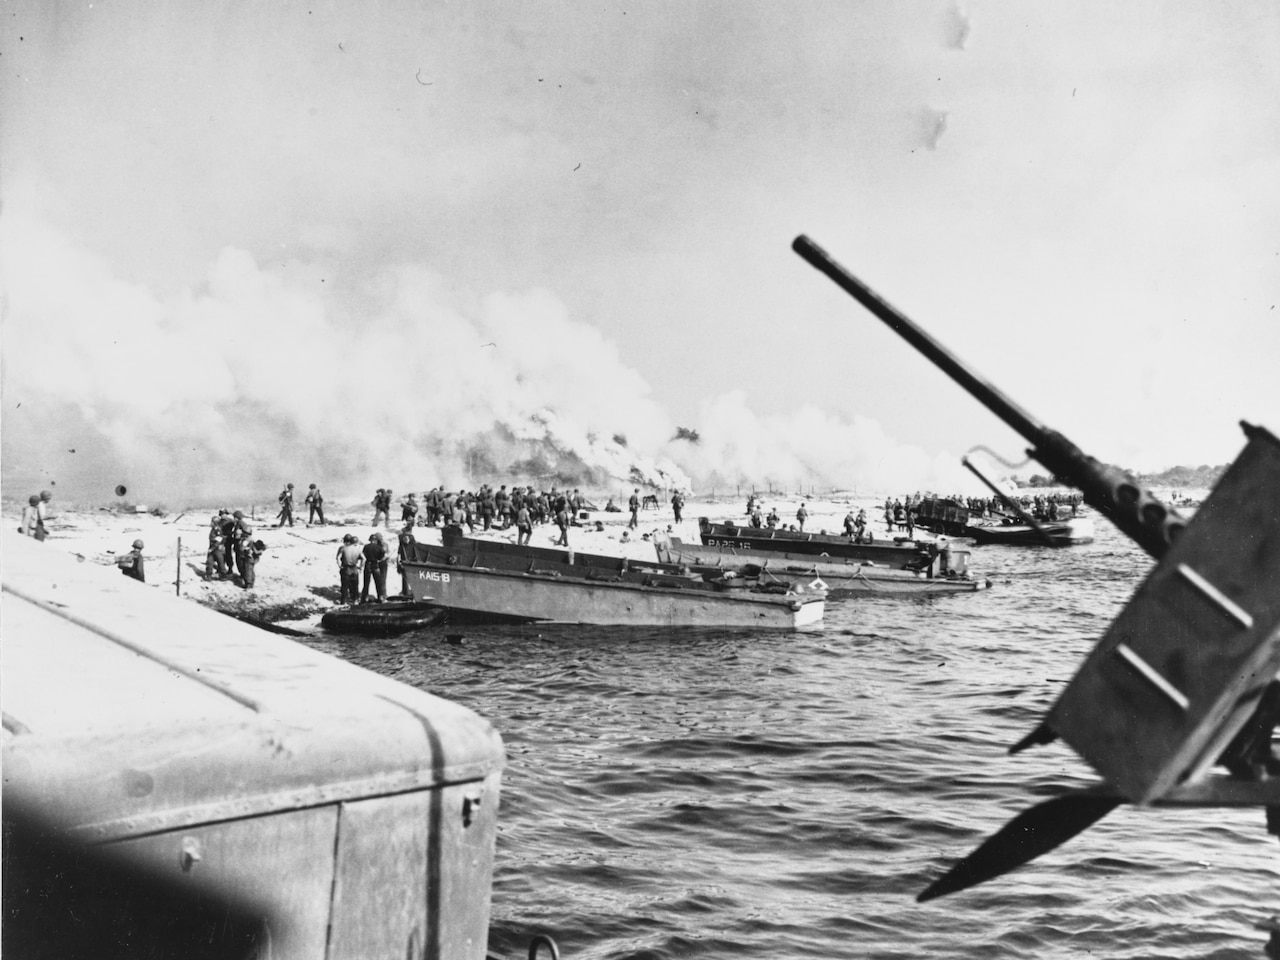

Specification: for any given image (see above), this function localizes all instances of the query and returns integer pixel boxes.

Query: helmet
[132,539,144,549]
[372,532,384,541]
[233,510,244,519]
[287,483,294,489]
[28,494,39,505]
[40,490,52,500]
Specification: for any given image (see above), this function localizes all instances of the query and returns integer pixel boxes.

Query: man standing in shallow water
[396,523,417,598]
[336,534,363,604]
[361,532,389,604]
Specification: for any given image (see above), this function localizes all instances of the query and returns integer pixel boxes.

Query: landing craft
[793,236,1280,917]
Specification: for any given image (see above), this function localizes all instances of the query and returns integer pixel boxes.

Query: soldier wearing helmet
[361,531,389,604]
[35,489,53,541]
[116,539,145,583]
[276,482,296,528]
[305,483,326,526]
[20,495,41,538]
[396,522,417,598]
[206,514,228,580]
[231,511,254,585]
[238,537,265,590]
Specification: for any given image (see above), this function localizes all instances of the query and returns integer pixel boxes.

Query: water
[303,520,1279,959]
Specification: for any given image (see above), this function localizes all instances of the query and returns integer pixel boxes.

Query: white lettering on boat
[416,570,452,582]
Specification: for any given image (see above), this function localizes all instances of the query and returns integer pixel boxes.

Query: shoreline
[6,494,914,632]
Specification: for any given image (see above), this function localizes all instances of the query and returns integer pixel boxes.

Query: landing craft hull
[699,518,936,570]
[966,517,1095,546]
[402,557,823,628]
[655,537,988,597]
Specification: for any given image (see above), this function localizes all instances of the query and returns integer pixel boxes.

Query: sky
[2,1,1277,504]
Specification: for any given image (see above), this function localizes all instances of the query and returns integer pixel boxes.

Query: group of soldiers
[370,485,590,531]
[205,509,266,588]
[883,498,918,537]
[743,495,783,530]
[363,484,597,548]
[274,483,326,527]
[336,521,424,604]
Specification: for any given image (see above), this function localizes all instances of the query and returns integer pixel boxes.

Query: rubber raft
[320,600,445,636]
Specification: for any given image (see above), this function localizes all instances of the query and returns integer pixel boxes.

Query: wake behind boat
[401,528,825,628]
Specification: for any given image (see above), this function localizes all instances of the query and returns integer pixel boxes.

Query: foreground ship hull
[2,530,504,960]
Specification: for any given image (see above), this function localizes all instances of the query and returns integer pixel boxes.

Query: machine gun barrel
[792,234,1188,559]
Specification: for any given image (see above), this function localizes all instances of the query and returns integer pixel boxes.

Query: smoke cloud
[2,207,978,506]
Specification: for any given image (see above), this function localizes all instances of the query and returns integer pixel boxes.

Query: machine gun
[792,234,1280,899]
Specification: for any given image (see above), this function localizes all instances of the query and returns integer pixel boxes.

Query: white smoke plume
[2,209,978,506]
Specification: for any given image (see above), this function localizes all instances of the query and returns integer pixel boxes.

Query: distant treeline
[1016,463,1227,490]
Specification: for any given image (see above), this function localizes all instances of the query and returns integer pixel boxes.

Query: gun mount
[792,234,1280,903]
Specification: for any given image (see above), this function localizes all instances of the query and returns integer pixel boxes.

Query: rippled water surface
[305,521,1278,959]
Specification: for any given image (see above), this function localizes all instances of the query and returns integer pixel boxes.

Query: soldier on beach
[336,534,363,604]
[116,539,145,583]
[35,490,53,540]
[671,491,684,523]
[276,483,295,527]
[401,492,419,526]
[458,490,475,532]
[205,514,228,580]
[231,511,253,584]
[219,509,237,571]
[553,490,571,547]
[796,503,808,531]
[424,486,442,526]
[305,484,326,525]
[361,532,389,603]
[628,489,640,530]
[516,501,532,546]
[372,488,391,527]
[766,507,779,528]
[495,485,510,528]
[19,495,40,538]
[239,538,264,589]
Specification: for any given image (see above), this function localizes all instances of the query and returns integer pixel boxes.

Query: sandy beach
[4,492,908,632]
